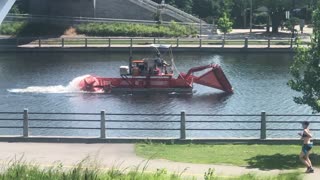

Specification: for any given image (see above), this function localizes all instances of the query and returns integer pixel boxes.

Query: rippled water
[0,52,317,138]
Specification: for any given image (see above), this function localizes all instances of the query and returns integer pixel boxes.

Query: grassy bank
[0,21,197,37]
[0,161,303,180]
[136,144,320,170]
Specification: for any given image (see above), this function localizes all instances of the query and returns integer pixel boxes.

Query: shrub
[0,21,197,37]
[76,22,197,37]
[0,22,69,36]
[0,22,27,35]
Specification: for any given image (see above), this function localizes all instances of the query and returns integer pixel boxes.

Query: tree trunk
[271,12,283,33]
[266,15,271,33]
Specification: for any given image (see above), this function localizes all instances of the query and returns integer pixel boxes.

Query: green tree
[260,0,310,33]
[288,4,320,112]
[9,0,29,14]
[9,5,21,14]
[175,0,193,13]
[153,8,163,25]
[284,17,300,37]
[217,12,233,39]
[230,0,251,28]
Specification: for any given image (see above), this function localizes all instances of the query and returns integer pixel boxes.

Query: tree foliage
[259,0,309,33]
[288,4,320,113]
[217,13,233,38]
[10,0,29,14]
[151,0,313,30]
[284,17,300,36]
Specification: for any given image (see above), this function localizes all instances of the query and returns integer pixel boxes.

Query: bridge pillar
[0,0,16,25]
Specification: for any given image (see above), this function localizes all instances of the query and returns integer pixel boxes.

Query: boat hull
[78,64,233,94]
[79,76,193,93]
[111,88,193,93]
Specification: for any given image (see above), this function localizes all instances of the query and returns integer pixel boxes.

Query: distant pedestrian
[298,121,314,173]
[300,19,305,34]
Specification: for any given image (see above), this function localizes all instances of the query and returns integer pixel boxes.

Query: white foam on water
[7,75,91,94]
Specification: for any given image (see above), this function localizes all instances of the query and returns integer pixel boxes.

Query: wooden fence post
[260,111,267,140]
[244,37,248,48]
[176,38,179,47]
[100,110,106,139]
[23,108,29,137]
[85,38,88,48]
[16,38,19,47]
[180,111,186,140]
[268,39,271,48]
[108,38,111,48]
[199,39,202,48]
[130,38,133,48]
[154,38,156,44]
[38,38,41,47]
[62,38,64,48]
[290,38,294,48]
[222,38,225,48]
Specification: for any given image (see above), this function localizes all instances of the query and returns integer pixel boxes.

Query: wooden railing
[0,37,302,49]
[0,109,319,139]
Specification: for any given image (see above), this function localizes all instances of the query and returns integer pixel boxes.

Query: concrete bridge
[0,0,15,25]
[1,0,214,35]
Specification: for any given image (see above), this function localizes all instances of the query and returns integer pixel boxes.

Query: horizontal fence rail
[0,109,319,140]
[0,37,303,49]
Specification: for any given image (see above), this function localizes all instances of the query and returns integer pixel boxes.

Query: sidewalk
[0,143,317,179]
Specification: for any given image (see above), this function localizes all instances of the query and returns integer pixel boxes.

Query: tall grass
[0,158,183,180]
[0,158,303,180]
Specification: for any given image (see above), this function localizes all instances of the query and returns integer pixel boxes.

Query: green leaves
[284,17,300,33]
[76,22,196,37]
[288,3,320,113]
[217,12,233,37]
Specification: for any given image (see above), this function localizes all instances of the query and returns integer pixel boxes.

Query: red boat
[78,45,233,93]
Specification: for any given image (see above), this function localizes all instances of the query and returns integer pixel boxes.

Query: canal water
[0,52,317,138]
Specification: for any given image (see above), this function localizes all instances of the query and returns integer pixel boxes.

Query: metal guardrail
[164,4,203,23]
[4,13,203,27]
[0,37,298,49]
[0,109,319,139]
[128,0,203,24]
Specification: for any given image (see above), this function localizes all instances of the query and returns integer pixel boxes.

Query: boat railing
[0,109,319,141]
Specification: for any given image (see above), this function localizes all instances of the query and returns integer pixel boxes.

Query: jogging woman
[298,121,314,173]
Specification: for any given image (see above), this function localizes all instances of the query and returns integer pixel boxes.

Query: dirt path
[0,143,317,179]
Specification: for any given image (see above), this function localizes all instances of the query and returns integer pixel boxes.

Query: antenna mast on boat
[129,44,133,75]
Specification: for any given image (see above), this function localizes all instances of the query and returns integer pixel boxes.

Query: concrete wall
[29,0,179,21]
[0,0,16,24]
[29,0,48,15]
[30,0,94,17]
[96,0,153,20]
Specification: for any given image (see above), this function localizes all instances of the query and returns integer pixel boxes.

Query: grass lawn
[135,144,320,170]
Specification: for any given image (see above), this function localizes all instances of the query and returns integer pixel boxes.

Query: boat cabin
[130,58,171,76]
[120,44,173,77]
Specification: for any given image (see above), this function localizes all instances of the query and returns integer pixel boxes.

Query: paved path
[0,143,317,179]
